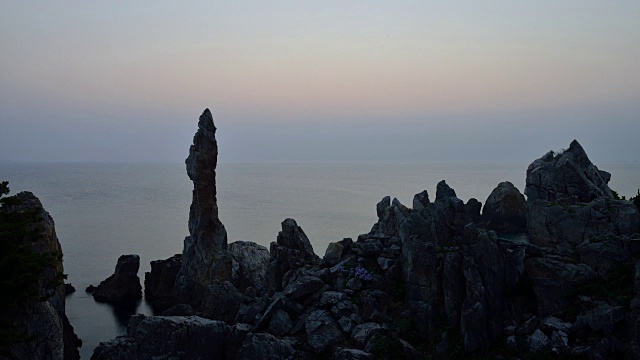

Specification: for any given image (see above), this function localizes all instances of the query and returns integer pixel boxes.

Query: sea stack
[175,109,232,293]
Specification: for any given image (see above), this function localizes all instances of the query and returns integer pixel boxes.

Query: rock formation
[481,181,527,233]
[525,139,613,202]
[175,108,232,294]
[89,255,142,303]
[0,191,80,360]
[98,118,640,360]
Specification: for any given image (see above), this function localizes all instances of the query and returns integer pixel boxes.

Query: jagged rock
[324,242,345,267]
[0,192,84,359]
[528,329,550,352]
[413,190,430,210]
[481,181,526,233]
[64,283,76,295]
[92,254,142,303]
[235,332,295,360]
[277,218,317,259]
[632,259,640,309]
[320,291,348,307]
[371,196,410,236]
[550,330,569,350]
[306,310,345,353]
[228,241,270,294]
[436,180,457,200]
[160,304,195,316]
[525,139,613,203]
[516,316,540,336]
[574,304,625,334]
[541,316,572,333]
[527,197,640,251]
[526,257,598,315]
[0,194,79,359]
[268,218,318,291]
[283,275,325,300]
[267,309,293,336]
[176,109,232,294]
[91,315,227,359]
[351,323,383,348]
[144,254,182,313]
[503,245,526,289]
[197,280,244,323]
[333,348,374,360]
[457,226,506,353]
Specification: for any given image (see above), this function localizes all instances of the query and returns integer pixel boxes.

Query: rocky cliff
[0,191,81,360]
[100,112,640,360]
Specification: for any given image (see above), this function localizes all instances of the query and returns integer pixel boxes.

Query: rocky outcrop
[90,255,142,303]
[525,139,613,202]
[144,254,182,313]
[175,108,232,294]
[95,117,640,360]
[268,218,319,292]
[92,315,228,360]
[0,191,80,360]
[228,241,270,295]
[481,181,526,233]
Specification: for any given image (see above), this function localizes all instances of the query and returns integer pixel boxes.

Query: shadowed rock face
[176,109,231,292]
[525,139,613,203]
[92,255,142,303]
[0,192,80,360]
[481,181,527,234]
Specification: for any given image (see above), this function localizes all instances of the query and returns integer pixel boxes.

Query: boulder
[324,242,345,267]
[228,241,270,294]
[481,181,526,233]
[235,332,295,360]
[306,310,345,353]
[283,275,325,300]
[351,322,383,348]
[92,255,142,303]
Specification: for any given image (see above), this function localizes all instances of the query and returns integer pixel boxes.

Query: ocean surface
[1,161,639,358]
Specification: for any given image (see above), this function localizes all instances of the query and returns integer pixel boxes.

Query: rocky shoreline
[88,109,640,359]
[3,108,638,359]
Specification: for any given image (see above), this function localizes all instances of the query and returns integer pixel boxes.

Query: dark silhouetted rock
[268,218,318,291]
[91,315,227,360]
[160,304,195,316]
[92,254,142,303]
[64,283,76,295]
[413,190,430,210]
[0,192,80,360]
[525,139,613,203]
[176,109,232,294]
[144,254,182,313]
[306,310,345,353]
[481,181,527,233]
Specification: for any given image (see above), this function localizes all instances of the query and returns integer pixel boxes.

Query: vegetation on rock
[0,182,67,347]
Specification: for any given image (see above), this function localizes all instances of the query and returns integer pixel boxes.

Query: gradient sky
[1,1,639,162]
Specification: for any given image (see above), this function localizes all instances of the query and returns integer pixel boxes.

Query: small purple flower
[354,266,373,281]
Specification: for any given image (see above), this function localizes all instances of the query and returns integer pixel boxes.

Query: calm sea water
[1,161,639,358]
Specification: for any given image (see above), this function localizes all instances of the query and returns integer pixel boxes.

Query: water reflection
[107,301,141,328]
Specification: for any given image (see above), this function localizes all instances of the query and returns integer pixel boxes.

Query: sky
[1,1,639,163]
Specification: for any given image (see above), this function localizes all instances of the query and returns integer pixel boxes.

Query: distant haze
[1,1,639,163]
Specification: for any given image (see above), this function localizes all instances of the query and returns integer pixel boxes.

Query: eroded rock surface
[91,254,142,303]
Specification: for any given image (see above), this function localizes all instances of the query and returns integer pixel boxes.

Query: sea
[1,161,639,359]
